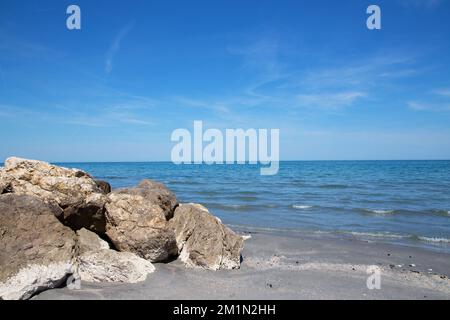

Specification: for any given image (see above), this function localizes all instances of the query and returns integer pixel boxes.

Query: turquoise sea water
[56,161,450,252]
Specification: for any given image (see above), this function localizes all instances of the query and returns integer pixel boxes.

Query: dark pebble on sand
[267,283,273,288]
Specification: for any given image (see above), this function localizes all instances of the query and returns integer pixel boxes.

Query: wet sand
[34,230,450,300]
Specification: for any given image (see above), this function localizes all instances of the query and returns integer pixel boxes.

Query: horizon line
[2,159,450,165]
[42,159,450,164]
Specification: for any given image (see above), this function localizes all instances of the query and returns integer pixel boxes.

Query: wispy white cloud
[296,92,366,109]
[170,48,418,116]
[0,104,43,118]
[0,100,154,127]
[0,33,59,61]
[174,97,231,113]
[226,39,281,75]
[108,112,153,125]
[105,22,134,73]
[434,88,450,97]
[63,105,154,127]
[408,101,450,111]
[408,87,450,111]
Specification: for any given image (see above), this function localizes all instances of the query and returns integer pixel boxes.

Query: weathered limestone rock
[0,194,78,300]
[78,250,156,283]
[0,157,107,233]
[95,180,112,194]
[113,179,178,219]
[55,193,107,233]
[77,228,110,253]
[76,228,155,283]
[105,192,178,262]
[0,171,13,194]
[170,203,244,270]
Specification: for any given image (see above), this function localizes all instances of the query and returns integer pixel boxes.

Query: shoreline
[230,224,450,255]
[34,229,450,300]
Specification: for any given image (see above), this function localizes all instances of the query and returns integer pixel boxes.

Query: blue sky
[1,0,450,162]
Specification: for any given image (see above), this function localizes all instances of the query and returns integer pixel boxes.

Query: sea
[55,161,450,253]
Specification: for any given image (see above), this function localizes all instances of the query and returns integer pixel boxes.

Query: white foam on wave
[218,204,249,210]
[292,205,313,210]
[364,209,395,214]
[418,236,450,243]
[347,231,407,239]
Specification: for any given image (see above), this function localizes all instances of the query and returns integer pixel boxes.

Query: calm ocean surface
[57,161,450,252]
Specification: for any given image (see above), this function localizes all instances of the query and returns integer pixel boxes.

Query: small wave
[223,204,249,209]
[233,196,259,202]
[429,209,450,217]
[292,205,313,210]
[97,176,126,180]
[238,191,259,196]
[318,184,348,189]
[417,236,450,244]
[169,180,202,185]
[207,203,250,211]
[195,190,221,196]
[363,209,395,215]
[345,231,407,239]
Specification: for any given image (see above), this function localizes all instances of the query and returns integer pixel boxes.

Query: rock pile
[0,157,245,300]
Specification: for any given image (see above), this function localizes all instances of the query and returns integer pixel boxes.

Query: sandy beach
[34,230,450,300]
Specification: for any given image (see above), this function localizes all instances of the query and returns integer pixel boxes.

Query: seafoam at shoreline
[230,224,450,255]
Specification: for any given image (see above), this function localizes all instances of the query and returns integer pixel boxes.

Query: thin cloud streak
[408,101,450,111]
[296,92,366,109]
[105,22,134,73]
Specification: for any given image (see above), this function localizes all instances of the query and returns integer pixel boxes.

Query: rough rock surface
[0,157,107,233]
[95,180,112,194]
[105,192,178,262]
[170,203,244,270]
[0,170,13,194]
[113,179,178,219]
[77,228,110,253]
[76,228,155,283]
[0,194,78,300]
